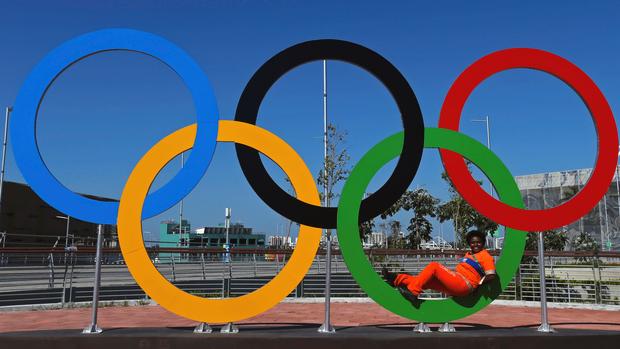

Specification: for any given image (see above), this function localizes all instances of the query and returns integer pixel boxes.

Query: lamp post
[471,116,492,196]
[56,215,71,248]
[178,152,185,261]
[56,215,71,307]
[318,59,335,334]
[0,107,12,250]
[472,116,497,248]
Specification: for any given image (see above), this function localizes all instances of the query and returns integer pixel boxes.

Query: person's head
[466,230,486,253]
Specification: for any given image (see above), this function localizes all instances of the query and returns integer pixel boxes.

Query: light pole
[0,107,12,243]
[225,207,231,264]
[178,152,185,261]
[56,215,71,248]
[318,59,335,334]
[471,116,492,197]
[56,215,71,307]
[472,116,496,248]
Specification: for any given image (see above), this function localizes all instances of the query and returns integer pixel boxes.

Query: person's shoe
[381,267,398,286]
[397,285,421,306]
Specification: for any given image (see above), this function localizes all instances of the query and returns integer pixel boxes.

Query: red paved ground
[0,302,618,333]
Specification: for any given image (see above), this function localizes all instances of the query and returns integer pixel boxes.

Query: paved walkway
[0,302,619,333]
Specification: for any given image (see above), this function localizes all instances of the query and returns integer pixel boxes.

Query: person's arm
[479,250,496,285]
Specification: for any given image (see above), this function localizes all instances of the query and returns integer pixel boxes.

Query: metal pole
[225,208,231,264]
[615,166,620,248]
[221,207,237,333]
[0,232,5,265]
[0,107,11,233]
[65,216,70,248]
[537,232,554,332]
[472,116,493,198]
[179,152,184,261]
[318,59,335,334]
[83,224,103,334]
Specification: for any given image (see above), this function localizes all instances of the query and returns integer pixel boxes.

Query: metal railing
[0,247,619,307]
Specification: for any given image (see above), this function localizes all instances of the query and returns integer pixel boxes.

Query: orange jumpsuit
[394,249,496,297]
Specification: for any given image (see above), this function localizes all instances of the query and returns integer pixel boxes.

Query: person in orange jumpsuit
[382,230,496,304]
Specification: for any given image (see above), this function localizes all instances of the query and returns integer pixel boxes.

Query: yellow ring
[117,120,321,323]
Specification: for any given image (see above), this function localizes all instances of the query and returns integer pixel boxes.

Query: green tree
[522,229,568,263]
[359,219,375,243]
[317,123,350,207]
[381,188,439,249]
[285,122,351,245]
[571,231,600,263]
[525,230,568,251]
[315,123,352,245]
[437,170,498,248]
[386,220,405,248]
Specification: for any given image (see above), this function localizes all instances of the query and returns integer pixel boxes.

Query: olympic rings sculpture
[9,28,618,323]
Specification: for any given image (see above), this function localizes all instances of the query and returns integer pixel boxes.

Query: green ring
[337,127,527,323]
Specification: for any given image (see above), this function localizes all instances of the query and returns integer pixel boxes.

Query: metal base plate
[82,324,103,334]
[220,322,239,334]
[194,323,212,334]
[318,323,336,333]
[438,322,456,333]
[413,322,431,333]
[538,323,556,333]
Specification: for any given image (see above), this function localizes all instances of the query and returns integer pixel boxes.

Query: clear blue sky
[0,1,618,241]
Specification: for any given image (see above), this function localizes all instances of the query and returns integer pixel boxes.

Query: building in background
[420,236,453,250]
[364,232,387,248]
[320,233,339,249]
[515,167,620,252]
[268,235,292,248]
[0,181,116,247]
[191,223,265,249]
[159,219,191,248]
[142,231,158,248]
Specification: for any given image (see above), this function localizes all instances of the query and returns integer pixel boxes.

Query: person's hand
[482,274,496,284]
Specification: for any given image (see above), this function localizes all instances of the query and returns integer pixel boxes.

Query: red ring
[438,48,618,231]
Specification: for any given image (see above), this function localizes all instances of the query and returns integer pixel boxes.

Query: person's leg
[381,267,412,287]
[420,278,452,295]
[402,262,470,296]
[407,262,470,296]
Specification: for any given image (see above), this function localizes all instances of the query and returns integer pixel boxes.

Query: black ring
[235,39,424,228]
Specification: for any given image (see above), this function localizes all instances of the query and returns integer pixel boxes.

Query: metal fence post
[47,253,55,288]
[171,257,176,282]
[593,261,600,304]
[0,232,6,266]
[68,251,76,304]
[318,233,335,333]
[83,225,103,334]
[296,279,304,298]
[200,252,206,280]
[537,232,554,333]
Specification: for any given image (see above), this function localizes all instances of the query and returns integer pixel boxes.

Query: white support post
[83,225,104,334]
[318,59,335,334]
[537,232,554,333]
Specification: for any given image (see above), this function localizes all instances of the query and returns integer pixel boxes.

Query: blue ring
[11,28,219,224]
